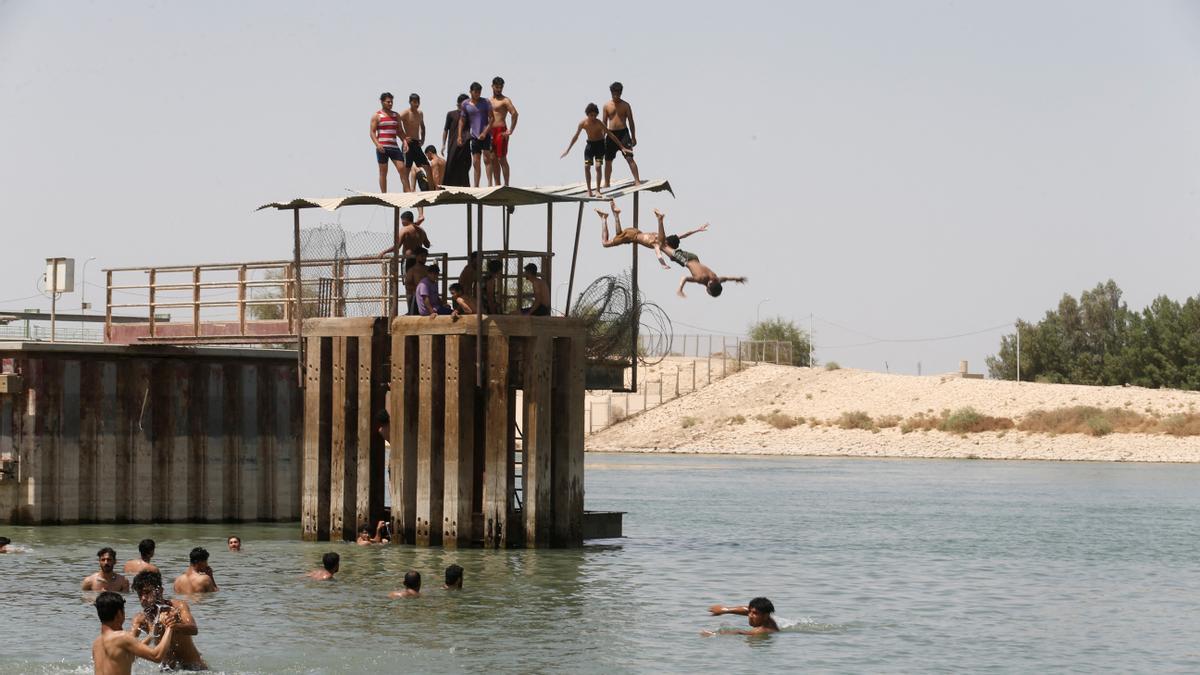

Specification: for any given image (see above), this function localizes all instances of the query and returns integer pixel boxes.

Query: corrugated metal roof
[257,178,672,212]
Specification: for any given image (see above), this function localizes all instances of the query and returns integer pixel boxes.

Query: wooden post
[631,192,639,392]
[356,326,385,533]
[691,361,696,391]
[104,270,113,342]
[524,336,553,547]
[237,265,247,336]
[564,202,583,316]
[391,208,401,319]
[550,334,585,546]
[293,208,304,385]
[443,334,476,548]
[301,337,332,541]
[148,269,157,338]
[192,266,201,337]
[416,334,446,546]
[475,205,484,388]
[545,204,553,307]
[467,204,473,255]
[389,332,419,544]
[483,335,511,548]
[328,337,357,541]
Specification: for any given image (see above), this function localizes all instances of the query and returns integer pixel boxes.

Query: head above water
[227,536,241,551]
[137,538,155,558]
[132,570,164,608]
[95,591,125,624]
[97,547,116,570]
[747,596,775,627]
[445,564,463,588]
[358,523,372,537]
[403,570,421,591]
[0,536,10,550]
[322,552,340,573]
[189,547,210,566]
[585,102,599,117]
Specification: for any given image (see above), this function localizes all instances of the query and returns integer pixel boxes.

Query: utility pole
[808,313,814,367]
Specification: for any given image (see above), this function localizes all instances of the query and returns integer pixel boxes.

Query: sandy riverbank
[585,365,1200,462]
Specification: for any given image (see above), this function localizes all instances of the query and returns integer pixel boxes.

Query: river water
[1,453,1198,673]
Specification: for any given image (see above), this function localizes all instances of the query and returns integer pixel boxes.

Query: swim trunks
[670,248,698,268]
[584,139,606,166]
[376,146,405,164]
[610,228,641,245]
[605,127,634,161]
[469,134,493,155]
[490,126,509,158]
[403,139,430,168]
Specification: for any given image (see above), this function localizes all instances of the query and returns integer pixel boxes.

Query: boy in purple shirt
[456,82,494,187]
[416,264,453,317]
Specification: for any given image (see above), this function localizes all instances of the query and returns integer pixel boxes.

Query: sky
[1,0,1198,374]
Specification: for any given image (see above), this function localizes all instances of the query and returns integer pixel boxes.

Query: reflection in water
[2,454,1200,673]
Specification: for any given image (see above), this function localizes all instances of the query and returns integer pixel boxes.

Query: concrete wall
[0,343,301,524]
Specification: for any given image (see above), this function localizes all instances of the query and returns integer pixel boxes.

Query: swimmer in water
[0,536,11,553]
[703,597,780,636]
[92,591,177,675]
[308,552,339,580]
[389,570,421,598]
[357,521,390,545]
[173,547,218,594]
[123,539,159,576]
[83,547,131,593]
[227,535,242,552]
[130,571,207,671]
[443,564,463,590]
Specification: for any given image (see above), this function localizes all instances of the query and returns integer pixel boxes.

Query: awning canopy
[257,178,673,212]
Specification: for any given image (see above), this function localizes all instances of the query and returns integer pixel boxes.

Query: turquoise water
[2,453,1199,673]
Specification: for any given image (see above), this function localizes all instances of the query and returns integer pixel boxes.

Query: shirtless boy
[83,547,130,592]
[370,92,406,193]
[403,248,429,315]
[130,571,207,671]
[0,536,10,553]
[423,145,445,190]
[378,211,431,260]
[602,82,642,186]
[488,76,519,186]
[357,521,390,545]
[521,263,551,316]
[704,597,780,636]
[653,209,747,298]
[123,539,159,576]
[307,552,339,581]
[597,200,707,268]
[448,283,475,315]
[457,82,494,187]
[443,564,464,590]
[92,591,177,675]
[397,94,429,192]
[227,535,242,552]
[560,103,631,196]
[389,570,421,599]
[173,547,218,594]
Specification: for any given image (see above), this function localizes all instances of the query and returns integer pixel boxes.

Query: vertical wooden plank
[277,364,301,521]
[78,359,100,522]
[389,331,419,544]
[96,361,118,522]
[416,334,446,546]
[302,337,333,541]
[222,363,243,522]
[186,362,206,521]
[239,365,259,521]
[356,327,385,534]
[523,335,553,547]
[204,365,225,521]
[339,338,360,541]
[483,336,511,548]
[552,336,586,545]
[328,337,353,540]
[443,335,476,548]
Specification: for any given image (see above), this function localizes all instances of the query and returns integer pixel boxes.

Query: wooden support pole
[356,325,385,531]
[523,334,553,547]
[328,337,358,541]
[148,269,157,338]
[551,334,585,546]
[237,265,247,336]
[416,334,446,546]
[301,337,332,541]
[483,335,510,548]
[631,192,639,392]
[466,204,473,255]
[293,208,304,386]
[391,208,401,319]
[475,204,484,388]
[389,332,419,544]
[192,266,201,337]
[442,334,476,548]
[546,204,553,308]
[564,202,584,316]
[105,270,113,342]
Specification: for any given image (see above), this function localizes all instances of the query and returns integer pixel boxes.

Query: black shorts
[404,140,429,168]
[584,140,606,166]
[376,146,404,164]
[469,134,492,155]
[605,128,633,161]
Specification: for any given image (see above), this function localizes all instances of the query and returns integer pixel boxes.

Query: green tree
[747,317,814,367]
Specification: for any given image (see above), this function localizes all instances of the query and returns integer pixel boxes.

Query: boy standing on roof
[457,83,494,187]
[561,103,631,197]
[653,209,748,298]
[597,200,707,268]
[371,92,406,193]
[603,82,642,187]
[489,76,519,186]
[397,94,429,193]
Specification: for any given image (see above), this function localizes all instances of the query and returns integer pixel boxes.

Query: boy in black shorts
[560,103,630,197]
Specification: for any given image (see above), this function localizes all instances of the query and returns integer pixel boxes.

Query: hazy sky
[2,0,1197,374]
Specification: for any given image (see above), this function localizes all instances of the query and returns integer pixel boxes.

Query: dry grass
[824,362,841,371]
[940,407,1015,434]
[835,411,876,431]
[755,412,800,429]
[1018,406,1151,436]
[876,414,902,429]
[681,416,699,429]
[727,414,747,425]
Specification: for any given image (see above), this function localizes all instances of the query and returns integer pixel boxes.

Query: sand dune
[586,365,1200,462]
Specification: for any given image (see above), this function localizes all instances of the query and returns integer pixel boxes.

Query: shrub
[609,405,626,423]
[836,411,875,431]
[1161,413,1200,436]
[766,413,798,429]
[939,407,1014,434]
[876,415,902,428]
[728,414,747,425]
[1018,406,1153,436]
[681,416,698,429]
[825,362,841,371]
[1085,414,1113,437]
